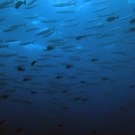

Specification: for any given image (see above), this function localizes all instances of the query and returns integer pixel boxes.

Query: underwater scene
[0,0,135,135]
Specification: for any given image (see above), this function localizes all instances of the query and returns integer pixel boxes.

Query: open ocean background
[0,0,135,134]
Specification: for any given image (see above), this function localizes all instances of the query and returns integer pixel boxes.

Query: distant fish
[53,1,76,7]
[56,76,63,79]
[62,90,68,94]
[25,3,39,9]
[130,18,135,24]
[47,45,54,51]
[27,0,37,6]
[80,81,87,84]
[129,27,135,32]
[76,35,86,40]
[129,85,134,88]
[106,16,118,22]
[91,129,96,134]
[1,94,9,99]
[65,64,73,69]
[102,77,110,80]
[0,120,5,125]
[30,91,37,94]
[17,128,22,132]
[31,60,36,66]
[91,58,99,62]
[17,67,25,71]
[23,78,31,82]
[15,0,26,9]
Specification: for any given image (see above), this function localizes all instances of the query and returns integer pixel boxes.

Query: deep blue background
[0,0,135,135]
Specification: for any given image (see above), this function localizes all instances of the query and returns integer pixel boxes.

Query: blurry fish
[118,13,135,21]
[76,35,86,40]
[17,55,27,59]
[19,41,34,46]
[31,60,36,66]
[92,0,111,5]
[0,45,8,48]
[57,10,74,13]
[27,0,37,6]
[15,0,26,9]
[56,76,63,79]
[23,78,31,82]
[25,3,39,9]
[0,120,5,125]
[106,16,118,22]
[85,18,99,23]
[25,27,39,32]
[64,17,79,22]
[62,90,69,94]
[130,18,135,24]
[1,94,9,99]
[41,19,60,23]
[5,39,19,43]
[53,1,76,7]
[80,81,87,84]
[17,128,22,132]
[91,129,96,133]
[47,38,64,42]
[30,91,37,94]
[64,22,79,27]
[16,67,25,71]
[65,64,73,69]
[42,31,55,38]
[62,106,68,110]
[47,45,54,51]
[25,14,41,19]
[129,27,135,32]
[91,58,99,62]
[0,0,14,8]
[35,27,54,36]
[102,77,110,80]
[93,5,110,12]
[3,27,17,32]
[9,23,27,28]
[129,85,134,88]
[58,124,63,128]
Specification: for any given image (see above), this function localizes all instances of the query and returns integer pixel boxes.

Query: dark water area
[0,0,135,135]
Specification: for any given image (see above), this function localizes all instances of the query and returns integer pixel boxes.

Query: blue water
[0,0,135,135]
